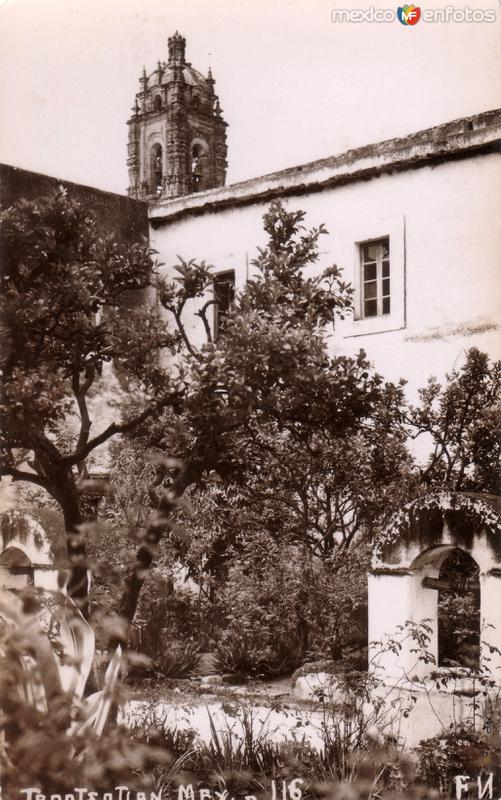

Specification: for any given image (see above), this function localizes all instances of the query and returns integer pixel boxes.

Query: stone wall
[0,163,148,243]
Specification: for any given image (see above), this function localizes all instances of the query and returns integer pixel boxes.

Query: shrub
[416,728,501,796]
[142,699,428,798]
[133,567,217,641]
[126,569,202,679]
[0,609,170,796]
[213,535,369,678]
[155,638,201,678]
[215,631,298,678]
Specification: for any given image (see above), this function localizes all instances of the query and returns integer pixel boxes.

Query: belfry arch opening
[150,143,163,195]
[437,548,480,670]
[190,142,206,193]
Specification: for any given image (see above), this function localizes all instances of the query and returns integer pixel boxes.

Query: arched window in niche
[153,94,162,112]
[0,546,34,589]
[437,548,480,670]
[191,143,205,193]
[150,143,163,195]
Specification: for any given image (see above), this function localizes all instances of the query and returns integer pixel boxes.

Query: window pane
[382,260,390,278]
[364,299,378,317]
[382,238,390,259]
[364,280,377,300]
[382,296,390,315]
[363,243,380,261]
[364,263,377,281]
[382,277,390,296]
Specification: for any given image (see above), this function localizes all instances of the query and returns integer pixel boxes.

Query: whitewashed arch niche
[0,509,94,700]
[0,509,68,593]
[368,492,501,745]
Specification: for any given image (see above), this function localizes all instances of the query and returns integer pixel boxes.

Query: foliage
[370,617,501,796]
[144,702,424,799]
[3,191,500,675]
[213,537,368,678]
[437,548,481,670]
[126,570,203,677]
[106,200,413,657]
[152,640,200,678]
[142,202,398,520]
[378,490,501,557]
[416,728,501,797]
[113,211,500,677]
[0,596,170,797]
[0,189,180,617]
[407,347,501,494]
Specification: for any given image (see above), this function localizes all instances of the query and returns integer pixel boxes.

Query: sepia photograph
[0,0,500,797]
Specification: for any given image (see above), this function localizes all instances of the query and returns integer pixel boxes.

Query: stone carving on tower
[127,32,228,201]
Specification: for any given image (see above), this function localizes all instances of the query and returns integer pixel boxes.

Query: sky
[0,0,500,195]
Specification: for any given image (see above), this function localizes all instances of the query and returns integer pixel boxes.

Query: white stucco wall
[150,150,501,403]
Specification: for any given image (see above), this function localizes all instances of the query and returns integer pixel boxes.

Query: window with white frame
[343,217,404,337]
[360,237,390,318]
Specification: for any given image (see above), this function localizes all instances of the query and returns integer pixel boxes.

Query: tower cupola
[127,33,228,201]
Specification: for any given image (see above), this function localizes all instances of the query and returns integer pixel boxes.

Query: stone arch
[0,509,68,593]
[189,136,209,192]
[149,141,163,195]
[437,548,480,670]
[0,510,94,700]
[153,93,162,112]
[0,545,34,588]
[405,544,481,671]
[369,492,501,681]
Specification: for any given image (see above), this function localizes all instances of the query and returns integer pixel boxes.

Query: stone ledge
[149,108,501,226]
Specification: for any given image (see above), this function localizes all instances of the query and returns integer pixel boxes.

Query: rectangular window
[213,270,235,338]
[360,237,390,318]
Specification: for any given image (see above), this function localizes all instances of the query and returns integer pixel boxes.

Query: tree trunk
[111,468,196,649]
[61,484,89,621]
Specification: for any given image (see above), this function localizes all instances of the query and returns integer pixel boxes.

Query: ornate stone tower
[127,32,228,201]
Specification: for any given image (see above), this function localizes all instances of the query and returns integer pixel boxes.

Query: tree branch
[63,391,184,466]
[195,299,216,344]
[0,465,51,491]
[173,308,197,356]
[72,365,95,476]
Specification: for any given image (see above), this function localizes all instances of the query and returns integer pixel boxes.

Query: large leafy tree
[112,205,500,648]
[5,190,496,654]
[0,189,180,617]
[113,202,411,627]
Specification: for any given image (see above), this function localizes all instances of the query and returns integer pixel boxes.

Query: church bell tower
[127,32,228,201]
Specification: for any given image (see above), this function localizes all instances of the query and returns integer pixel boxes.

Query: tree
[5,190,497,655]
[112,201,410,630]
[0,189,180,618]
[407,348,501,494]
[112,205,500,658]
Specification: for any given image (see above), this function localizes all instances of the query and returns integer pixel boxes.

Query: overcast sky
[0,0,500,195]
